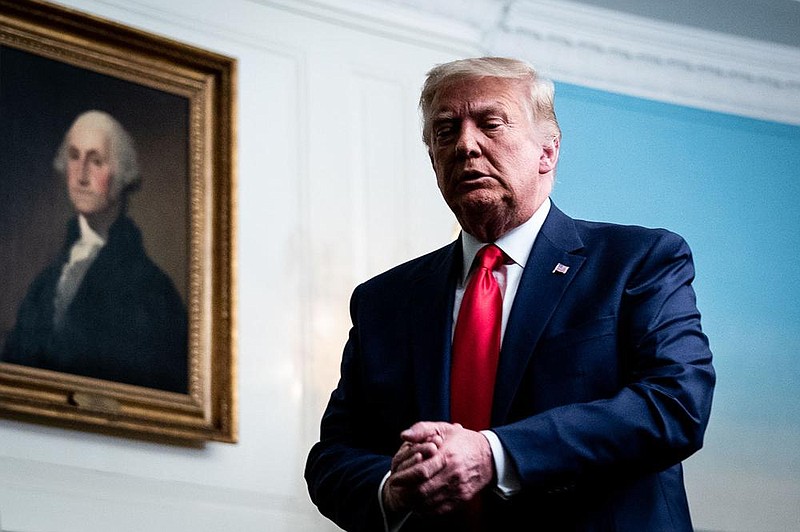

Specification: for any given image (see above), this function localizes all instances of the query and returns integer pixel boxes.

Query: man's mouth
[456,171,495,189]
[70,189,97,202]
[461,170,490,181]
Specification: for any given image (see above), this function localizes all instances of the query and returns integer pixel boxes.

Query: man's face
[65,124,119,219]
[427,76,557,240]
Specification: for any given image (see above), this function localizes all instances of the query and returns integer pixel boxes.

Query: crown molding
[487,0,800,125]
[250,0,482,56]
[54,0,800,126]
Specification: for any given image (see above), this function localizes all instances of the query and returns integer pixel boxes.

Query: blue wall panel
[551,82,800,528]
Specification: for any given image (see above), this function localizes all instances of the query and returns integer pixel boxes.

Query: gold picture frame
[0,0,237,442]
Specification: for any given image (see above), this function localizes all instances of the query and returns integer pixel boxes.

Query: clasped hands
[382,421,494,516]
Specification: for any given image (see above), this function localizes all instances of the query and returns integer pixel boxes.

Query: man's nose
[455,122,481,158]
[78,160,91,183]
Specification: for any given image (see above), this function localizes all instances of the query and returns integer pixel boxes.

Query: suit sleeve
[493,231,715,491]
[305,284,393,532]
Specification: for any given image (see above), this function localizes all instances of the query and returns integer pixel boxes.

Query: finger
[391,442,416,471]
[400,421,452,443]
[393,442,439,473]
[399,422,436,443]
[390,451,446,487]
[411,441,439,459]
[389,468,453,514]
[415,494,459,517]
[426,500,463,516]
[411,474,464,515]
[392,450,422,473]
[391,440,437,469]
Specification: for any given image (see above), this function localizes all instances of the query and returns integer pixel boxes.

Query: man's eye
[434,127,455,140]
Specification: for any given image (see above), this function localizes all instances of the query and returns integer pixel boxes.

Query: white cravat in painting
[52,215,106,329]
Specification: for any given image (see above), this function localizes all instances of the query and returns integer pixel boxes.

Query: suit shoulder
[573,218,689,253]
[357,241,456,293]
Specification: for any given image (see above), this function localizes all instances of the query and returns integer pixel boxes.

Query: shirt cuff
[481,430,522,498]
[379,471,412,532]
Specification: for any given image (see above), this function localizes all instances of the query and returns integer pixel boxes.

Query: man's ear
[539,135,560,174]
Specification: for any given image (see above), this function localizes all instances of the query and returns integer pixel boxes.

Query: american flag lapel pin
[552,263,570,275]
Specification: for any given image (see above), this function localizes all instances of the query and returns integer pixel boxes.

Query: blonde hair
[419,57,560,146]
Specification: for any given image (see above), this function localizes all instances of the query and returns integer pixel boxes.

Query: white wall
[0,1,474,530]
[1,1,798,531]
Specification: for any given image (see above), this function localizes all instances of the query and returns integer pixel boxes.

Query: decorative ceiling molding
[85,0,800,125]
[253,0,482,56]
[487,0,800,125]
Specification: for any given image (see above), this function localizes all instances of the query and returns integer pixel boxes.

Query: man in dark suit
[305,57,715,531]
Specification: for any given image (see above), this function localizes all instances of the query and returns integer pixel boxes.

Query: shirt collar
[459,197,551,283]
[77,215,106,248]
[69,215,106,264]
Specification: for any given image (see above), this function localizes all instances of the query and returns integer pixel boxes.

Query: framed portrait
[0,0,237,442]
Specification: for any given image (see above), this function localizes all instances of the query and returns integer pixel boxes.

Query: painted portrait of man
[0,46,191,394]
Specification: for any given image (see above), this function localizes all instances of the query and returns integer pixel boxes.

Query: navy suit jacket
[306,203,715,531]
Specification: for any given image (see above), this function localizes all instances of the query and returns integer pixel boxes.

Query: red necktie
[450,244,504,431]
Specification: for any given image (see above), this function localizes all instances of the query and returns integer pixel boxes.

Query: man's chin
[453,189,502,213]
[72,203,96,215]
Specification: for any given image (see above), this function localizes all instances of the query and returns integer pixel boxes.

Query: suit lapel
[493,205,586,423]
[406,241,460,422]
